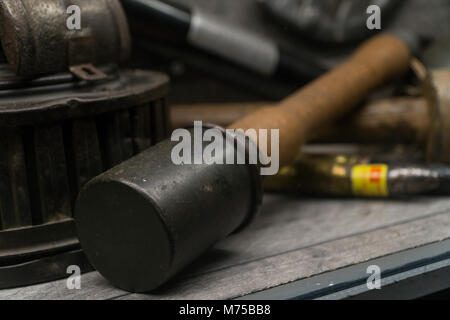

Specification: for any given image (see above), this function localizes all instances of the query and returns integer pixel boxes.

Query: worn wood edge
[2,201,450,300]
[123,210,450,300]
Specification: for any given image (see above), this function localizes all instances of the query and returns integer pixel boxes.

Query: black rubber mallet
[75,34,411,292]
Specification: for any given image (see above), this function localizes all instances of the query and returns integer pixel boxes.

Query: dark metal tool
[75,34,411,292]
[0,67,169,291]
[121,0,327,81]
[0,0,170,289]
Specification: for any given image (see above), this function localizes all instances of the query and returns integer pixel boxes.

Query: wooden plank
[2,195,450,299]
[122,208,450,300]
[0,272,126,300]
[177,196,450,277]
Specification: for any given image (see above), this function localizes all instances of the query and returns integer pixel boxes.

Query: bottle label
[352,165,388,197]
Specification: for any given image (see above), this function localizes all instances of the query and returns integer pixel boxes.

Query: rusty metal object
[264,153,444,197]
[0,0,171,290]
[0,64,169,289]
[0,0,131,77]
[76,34,411,293]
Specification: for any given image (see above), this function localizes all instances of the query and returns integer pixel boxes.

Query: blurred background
[128,0,450,104]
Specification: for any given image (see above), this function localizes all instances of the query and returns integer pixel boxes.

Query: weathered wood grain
[179,195,450,277]
[0,272,126,300]
[2,194,450,300]
[122,205,450,300]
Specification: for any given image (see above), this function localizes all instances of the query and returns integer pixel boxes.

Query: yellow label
[352,165,388,197]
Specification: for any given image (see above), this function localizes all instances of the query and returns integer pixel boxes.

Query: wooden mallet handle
[230,34,411,167]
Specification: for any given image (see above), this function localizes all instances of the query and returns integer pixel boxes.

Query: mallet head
[75,125,262,292]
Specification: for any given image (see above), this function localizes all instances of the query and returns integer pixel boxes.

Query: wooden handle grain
[230,34,411,167]
[171,97,430,145]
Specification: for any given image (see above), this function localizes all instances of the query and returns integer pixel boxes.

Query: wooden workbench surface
[2,194,450,300]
